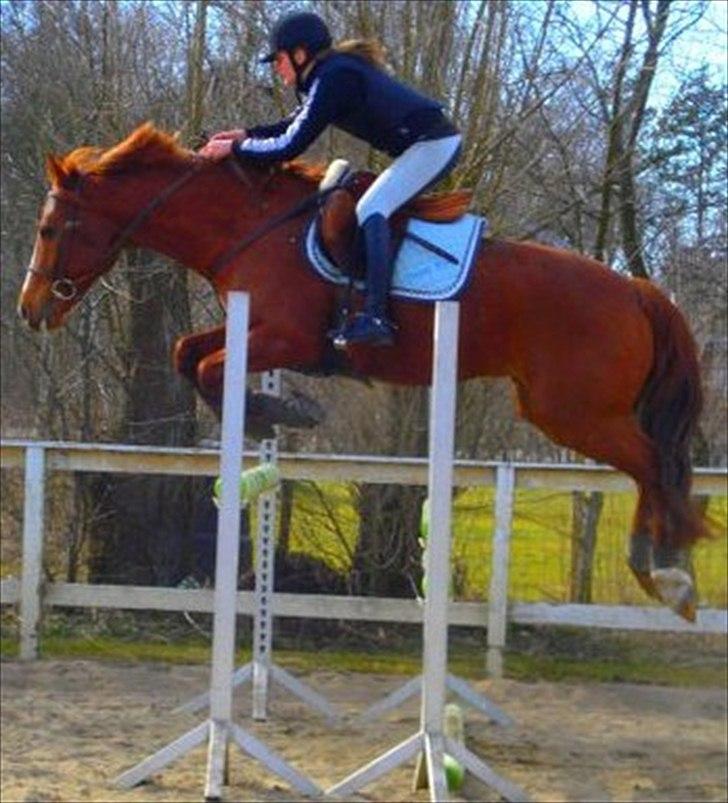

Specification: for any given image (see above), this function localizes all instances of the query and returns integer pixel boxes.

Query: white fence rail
[1,440,726,672]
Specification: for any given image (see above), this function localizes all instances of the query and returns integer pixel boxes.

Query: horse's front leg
[173,325,227,386]
[195,327,325,438]
[246,324,324,375]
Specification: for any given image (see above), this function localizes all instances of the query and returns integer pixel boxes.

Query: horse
[17,123,707,620]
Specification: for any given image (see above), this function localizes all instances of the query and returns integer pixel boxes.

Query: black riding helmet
[259,11,332,65]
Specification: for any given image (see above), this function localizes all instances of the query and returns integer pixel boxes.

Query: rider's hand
[208,129,247,142]
[198,139,235,161]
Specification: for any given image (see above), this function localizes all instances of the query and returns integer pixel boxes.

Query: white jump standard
[358,495,514,727]
[114,292,320,801]
[326,301,529,803]
[175,370,339,724]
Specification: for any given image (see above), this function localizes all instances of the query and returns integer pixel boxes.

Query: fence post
[20,445,46,660]
[486,463,515,678]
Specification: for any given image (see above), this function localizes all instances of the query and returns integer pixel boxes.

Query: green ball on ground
[444,753,465,791]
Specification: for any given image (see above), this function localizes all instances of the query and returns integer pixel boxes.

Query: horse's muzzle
[17,295,60,332]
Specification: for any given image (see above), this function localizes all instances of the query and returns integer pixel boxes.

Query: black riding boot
[332,213,396,347]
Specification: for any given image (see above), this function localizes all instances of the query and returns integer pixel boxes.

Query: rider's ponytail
[331,38,388,68]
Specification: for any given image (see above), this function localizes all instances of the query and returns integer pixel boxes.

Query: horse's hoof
[651,568,697,622]
[243,390,324,439]
[630,568,660,600]
[677,596,697,623]
[282,391,325,429]
[244,414,275,440]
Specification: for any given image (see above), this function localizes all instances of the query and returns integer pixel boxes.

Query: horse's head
[18,152,122,331]
[18,123,202,332]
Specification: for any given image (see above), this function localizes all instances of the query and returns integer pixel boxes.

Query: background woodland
[1,0,725,600]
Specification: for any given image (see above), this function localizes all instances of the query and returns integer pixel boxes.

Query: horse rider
[199,10,462,347]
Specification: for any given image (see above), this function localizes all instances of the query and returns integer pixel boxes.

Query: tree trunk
[87,254,199,585]
[351,483,428,598]
[569,490,604,603]
[350,387,430,597]
[86,2,206,586]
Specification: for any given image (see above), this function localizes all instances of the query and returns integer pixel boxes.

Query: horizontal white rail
[1,440,726,665]
[2,439,727,494]
[1,580,725,634]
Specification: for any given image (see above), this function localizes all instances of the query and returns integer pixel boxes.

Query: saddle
[316,159,474,280]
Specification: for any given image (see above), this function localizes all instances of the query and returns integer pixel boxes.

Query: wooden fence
[1,440,726,675]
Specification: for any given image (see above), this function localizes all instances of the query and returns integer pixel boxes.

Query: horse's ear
[45,154,66,187]
[46,154,83,190]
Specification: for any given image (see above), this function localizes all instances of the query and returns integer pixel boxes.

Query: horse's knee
[173,327,227,382]
[173,336,200,381]
[196,353,224,395]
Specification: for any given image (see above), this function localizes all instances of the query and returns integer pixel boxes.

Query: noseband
[27,191,84,300]
[26,164,205,301]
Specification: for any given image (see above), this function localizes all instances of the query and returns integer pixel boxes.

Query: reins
[107,161,207,254]
[206,174,337,276]
[30,156,333,299]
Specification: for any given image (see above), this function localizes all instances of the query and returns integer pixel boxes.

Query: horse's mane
[50,123,324,182]
[50,123,194,184]
[50,124,471,218]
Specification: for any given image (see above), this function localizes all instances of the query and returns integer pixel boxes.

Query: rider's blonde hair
[315,38,388,69]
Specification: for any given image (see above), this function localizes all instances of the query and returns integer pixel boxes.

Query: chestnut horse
[17,124,706,619]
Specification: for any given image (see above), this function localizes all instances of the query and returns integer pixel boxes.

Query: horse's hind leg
[628,495,660,599]
[564,418,666,599]
[555,414,695,619]
[628,495,694,604]
[515,385,678,604]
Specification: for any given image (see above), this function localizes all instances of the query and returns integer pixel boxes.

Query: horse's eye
[39,226,57,239]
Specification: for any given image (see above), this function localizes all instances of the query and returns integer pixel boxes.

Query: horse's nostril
[17,301,38,329]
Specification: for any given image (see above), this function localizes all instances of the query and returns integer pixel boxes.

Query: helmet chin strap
[289,48,314,93]
[288,49,302,84]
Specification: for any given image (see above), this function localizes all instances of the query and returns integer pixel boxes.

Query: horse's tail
[633,278,707,547]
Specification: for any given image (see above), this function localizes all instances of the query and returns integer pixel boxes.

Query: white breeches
[355,134,462,224]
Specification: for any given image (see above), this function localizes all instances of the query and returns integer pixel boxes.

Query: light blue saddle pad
[304,213,486,302]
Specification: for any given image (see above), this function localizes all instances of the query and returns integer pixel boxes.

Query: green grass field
[282,483,728,608]
[1,627,725,687]
[1,479,725,608]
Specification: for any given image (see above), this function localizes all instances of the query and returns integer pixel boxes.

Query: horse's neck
[125,163,307,277]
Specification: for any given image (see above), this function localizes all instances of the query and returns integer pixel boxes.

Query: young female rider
[199,11,462,347]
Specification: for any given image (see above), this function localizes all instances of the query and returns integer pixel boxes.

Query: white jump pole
[114,292,320,801]
[175,369,339,723]
[327,301,529,803]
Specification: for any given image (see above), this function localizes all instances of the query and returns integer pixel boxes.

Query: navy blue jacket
[233,52,457,163]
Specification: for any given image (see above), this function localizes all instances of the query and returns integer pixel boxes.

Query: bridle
[27,191,83,301]
[26,156,335,301]
[26,164,205,301]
